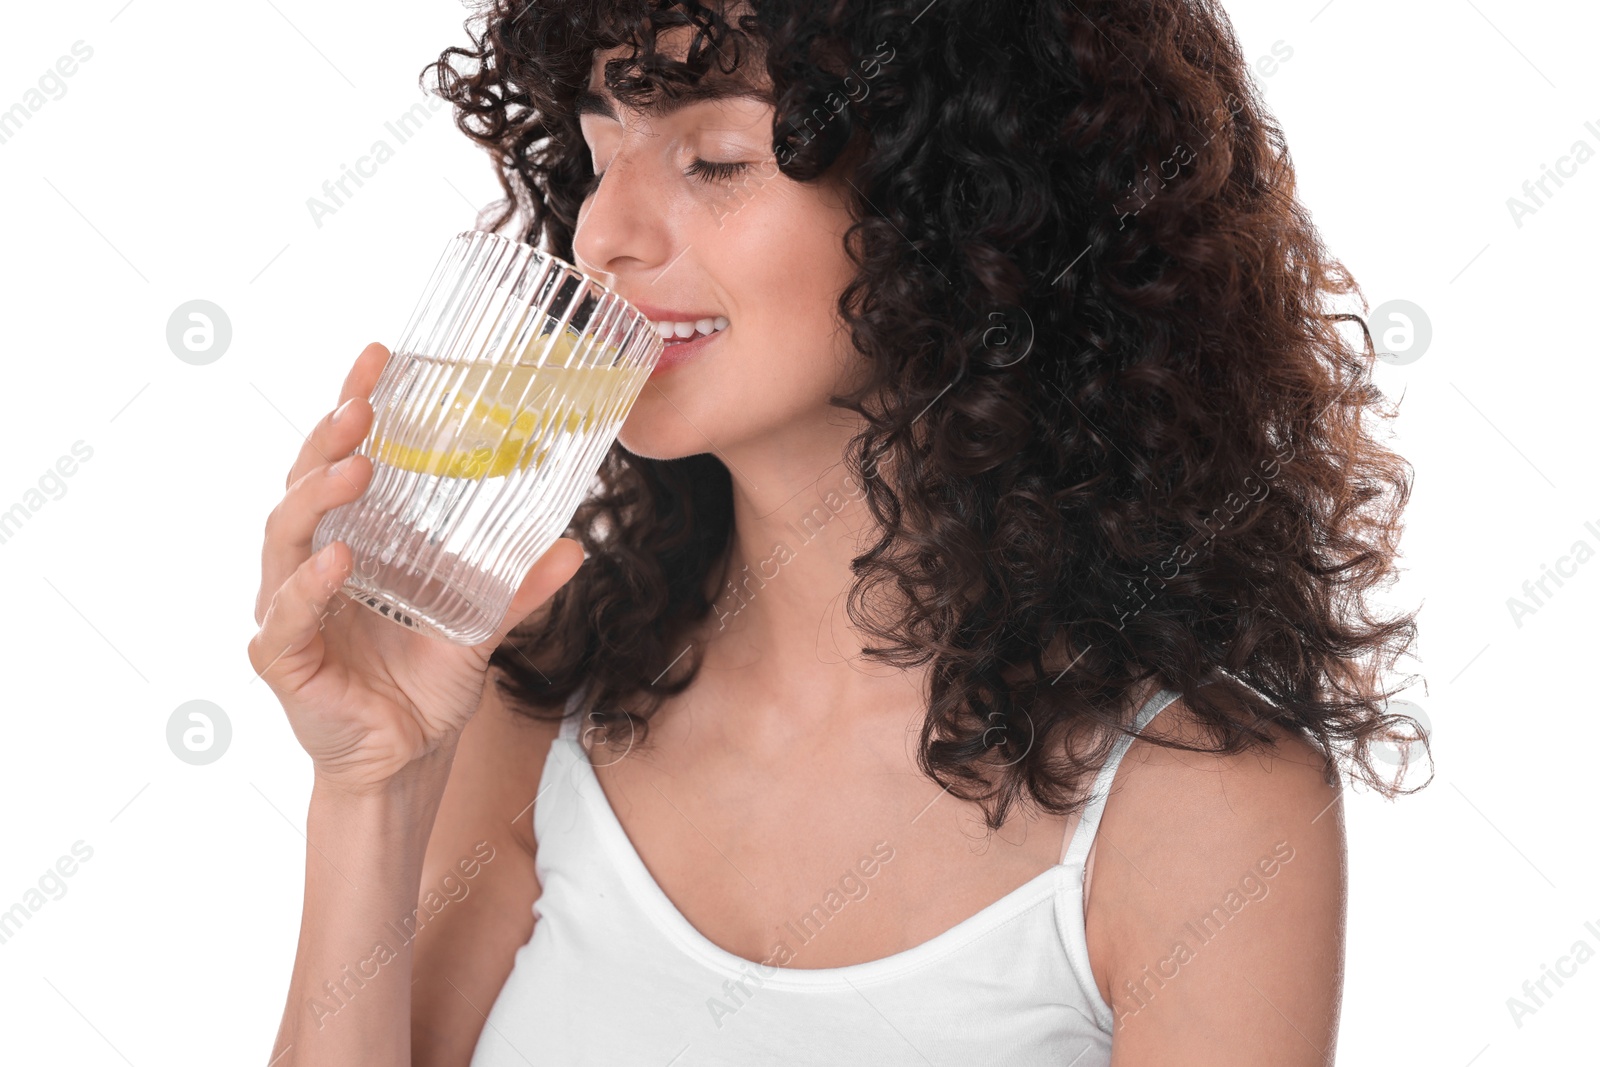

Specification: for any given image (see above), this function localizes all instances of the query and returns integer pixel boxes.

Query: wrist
[311,742,458,803]
[307,749,456,861]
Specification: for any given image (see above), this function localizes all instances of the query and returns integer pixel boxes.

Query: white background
[0,0,1594,1063]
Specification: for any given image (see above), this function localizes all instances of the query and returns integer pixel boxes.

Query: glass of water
[312,230,663,646]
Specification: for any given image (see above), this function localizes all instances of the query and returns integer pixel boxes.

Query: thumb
[478,537,586,650]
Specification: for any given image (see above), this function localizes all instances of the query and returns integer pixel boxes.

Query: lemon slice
[370,334,642,479]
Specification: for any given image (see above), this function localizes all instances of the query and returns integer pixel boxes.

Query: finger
[475,537,587,652]
[338,341,392,409]
[248,540,351,694]
[284,342,391,490]
[257,452,375,627]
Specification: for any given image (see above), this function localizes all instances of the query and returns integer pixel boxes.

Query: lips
[617,299,728,376]
[649,322,724,377]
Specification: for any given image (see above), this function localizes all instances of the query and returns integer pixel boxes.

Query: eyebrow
[574,81,772,122]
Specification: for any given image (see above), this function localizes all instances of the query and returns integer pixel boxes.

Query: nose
[570,146,673,284]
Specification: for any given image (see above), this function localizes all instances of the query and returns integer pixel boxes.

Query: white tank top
[470,684,1181,1066]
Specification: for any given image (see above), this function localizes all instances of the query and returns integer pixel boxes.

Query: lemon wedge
[369,333,644,479]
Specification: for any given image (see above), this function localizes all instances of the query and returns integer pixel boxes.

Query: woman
[253,1,1426,1064]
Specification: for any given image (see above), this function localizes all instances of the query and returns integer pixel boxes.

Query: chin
[615,389,725,461]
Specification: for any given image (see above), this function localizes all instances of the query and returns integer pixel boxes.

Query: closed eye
[684,159,750,183]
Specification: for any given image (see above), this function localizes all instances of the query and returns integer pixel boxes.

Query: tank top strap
[1058,687,1182,867]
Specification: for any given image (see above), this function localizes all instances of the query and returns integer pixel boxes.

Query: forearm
[271,748,457,1067]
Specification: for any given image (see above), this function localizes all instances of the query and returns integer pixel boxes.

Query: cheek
[723,188,854,355]
[730,195,858,394]
[616,184,859,458]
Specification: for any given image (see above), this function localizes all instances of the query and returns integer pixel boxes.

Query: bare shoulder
[410,673,565,1066]
[1113,690,1344,839]
[1086,693,1347,1065]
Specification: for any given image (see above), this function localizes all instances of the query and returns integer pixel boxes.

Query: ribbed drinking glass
[311,230,663,646]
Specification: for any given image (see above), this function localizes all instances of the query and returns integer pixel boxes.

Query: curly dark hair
[419,0,1431,831]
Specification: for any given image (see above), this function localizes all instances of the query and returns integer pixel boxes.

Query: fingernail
[327,456,352,476]
[331,398,356,424]
[316,543,338,572]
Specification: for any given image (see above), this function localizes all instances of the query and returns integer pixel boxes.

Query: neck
[687,416,927,735]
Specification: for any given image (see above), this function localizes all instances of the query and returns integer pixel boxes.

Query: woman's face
[571,42,864,464]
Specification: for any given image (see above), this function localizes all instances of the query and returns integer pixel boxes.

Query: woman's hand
[246,341,584,796]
